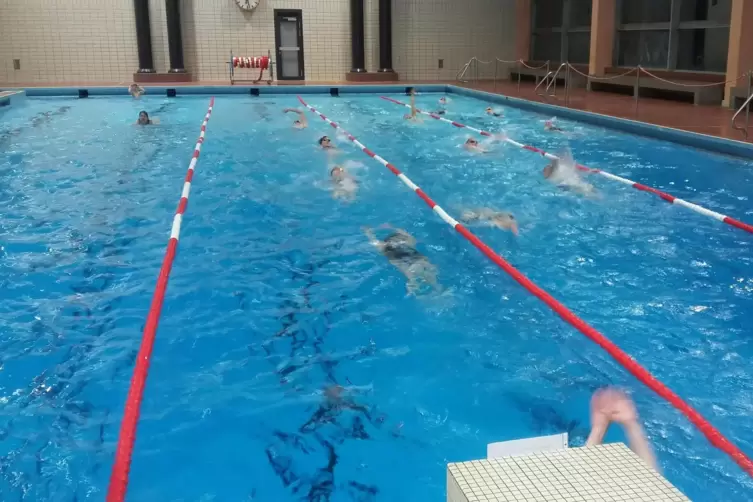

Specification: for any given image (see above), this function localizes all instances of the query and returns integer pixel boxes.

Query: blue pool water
[1,91,752,501]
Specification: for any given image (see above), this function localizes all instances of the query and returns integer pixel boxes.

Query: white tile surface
[448,443,690,502]
[0,0,519,84]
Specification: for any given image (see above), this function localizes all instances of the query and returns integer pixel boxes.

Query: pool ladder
[535,63,566,99]
[732,73,753,139]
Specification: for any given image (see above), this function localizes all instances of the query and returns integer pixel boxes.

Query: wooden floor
[4,78,751,142]
[459,80,752,142]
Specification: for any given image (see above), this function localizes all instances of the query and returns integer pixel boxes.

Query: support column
[589,0,616,76]
[133,0,154,73]
[378,0,394,73]
[724,0,753,107]
[166,0,186,73]
[515,0,532,61]
[350,0,366,73]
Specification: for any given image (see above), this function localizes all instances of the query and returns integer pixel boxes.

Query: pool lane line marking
[380,96,753,236]
[107,97,215,502]
[297,95,753,479]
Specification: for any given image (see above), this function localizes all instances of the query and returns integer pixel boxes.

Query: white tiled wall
[0,0,517,84]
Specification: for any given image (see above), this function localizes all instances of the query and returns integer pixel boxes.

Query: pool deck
[2,78,751,143]
[448,443,690,502]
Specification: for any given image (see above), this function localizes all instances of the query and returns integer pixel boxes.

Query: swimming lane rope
[297,95,753,479]
[107,97,215,502]
[380,96,753,236]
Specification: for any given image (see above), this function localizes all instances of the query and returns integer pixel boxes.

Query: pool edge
[447,84,753,160]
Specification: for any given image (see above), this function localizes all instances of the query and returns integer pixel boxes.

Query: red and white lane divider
[107,97,215,502]
[381,96,753,236]
[297,95,753,479]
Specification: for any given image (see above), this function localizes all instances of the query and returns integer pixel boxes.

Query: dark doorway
[274,10,305,80]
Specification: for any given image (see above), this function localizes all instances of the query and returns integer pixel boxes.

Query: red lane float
[380,96,753,236]
[107,98,216,502]
[297,95,753,479]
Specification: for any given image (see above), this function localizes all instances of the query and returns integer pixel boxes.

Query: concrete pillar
[515,0,531,61]
[724,0,753,106]
[588,0,616,76]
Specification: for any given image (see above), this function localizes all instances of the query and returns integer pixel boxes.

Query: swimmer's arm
[409,89,417,118]
[150,117,160,125]
[362,227,383,249]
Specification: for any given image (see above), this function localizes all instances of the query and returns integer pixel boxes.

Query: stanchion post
[634,66,640,115]
[746,70,751,130]
[494,59,498,93]
[517,60,522,94]
[565,63,570,107]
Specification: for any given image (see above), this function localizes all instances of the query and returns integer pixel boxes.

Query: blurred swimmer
[283,108,308,129]
[464,132,506,154]
[136,110,159,125]
[439,97,450,105]
[543,152,597,197]
[404,88,420,122]
[587,387,658,471]
[128,83,145,99]
[318,135,336,149]
[461,208,518,235]
[330,165,358,201]
[485,107,503,117]
[544,118,564,132]
[363,225,440,295]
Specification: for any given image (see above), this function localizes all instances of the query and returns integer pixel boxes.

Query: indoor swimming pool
[1,89,752,501]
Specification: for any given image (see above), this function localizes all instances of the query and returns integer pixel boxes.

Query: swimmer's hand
[151,117,161,125]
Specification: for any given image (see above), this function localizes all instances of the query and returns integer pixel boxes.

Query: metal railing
[455,57,753,140]
[731,72,753,139]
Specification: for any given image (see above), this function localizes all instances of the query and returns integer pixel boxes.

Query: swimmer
[404,88,420,122]
[318,135,336,149]
[464,133,506,154]
[485,107,503,117]
[461,208,518,235]
[543,155,596,197]
[439,96,450,105]
[544,118,564,132]
[363,225,440,295]
[587,387,658,471]
[136,110,159,125]
[330,165,358,201]
[128,83,145,99]
[283,108,308,129]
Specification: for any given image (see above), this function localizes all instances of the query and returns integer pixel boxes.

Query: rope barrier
[638,66,747,88]
[299,95,753,478]
[380,96,753,236]
[567,63,637,81]
[519,60,550,70]
[106,97,216,502]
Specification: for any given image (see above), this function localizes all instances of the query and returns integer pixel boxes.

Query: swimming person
[461,208,518,235]
[330,165,358,201]
[128,83,145,99]
[485,107,503,117]
[404,88,420,122]
[136,111,159,125]
[319,135,336,149]
[544,118,564,132]
[464,132,506,154]
[363,225,440,295]
[543,153,597,197]
[586,387,658,471]
[439,97,450,105]
[284,108,308,129]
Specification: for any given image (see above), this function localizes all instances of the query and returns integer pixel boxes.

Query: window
[617,31,670,68]
[679,0,731,22]
[676,27,729,72]
[530,0,592,63]
[620,0,672,24]
[614,0,731,72]
[567,32,591,64]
